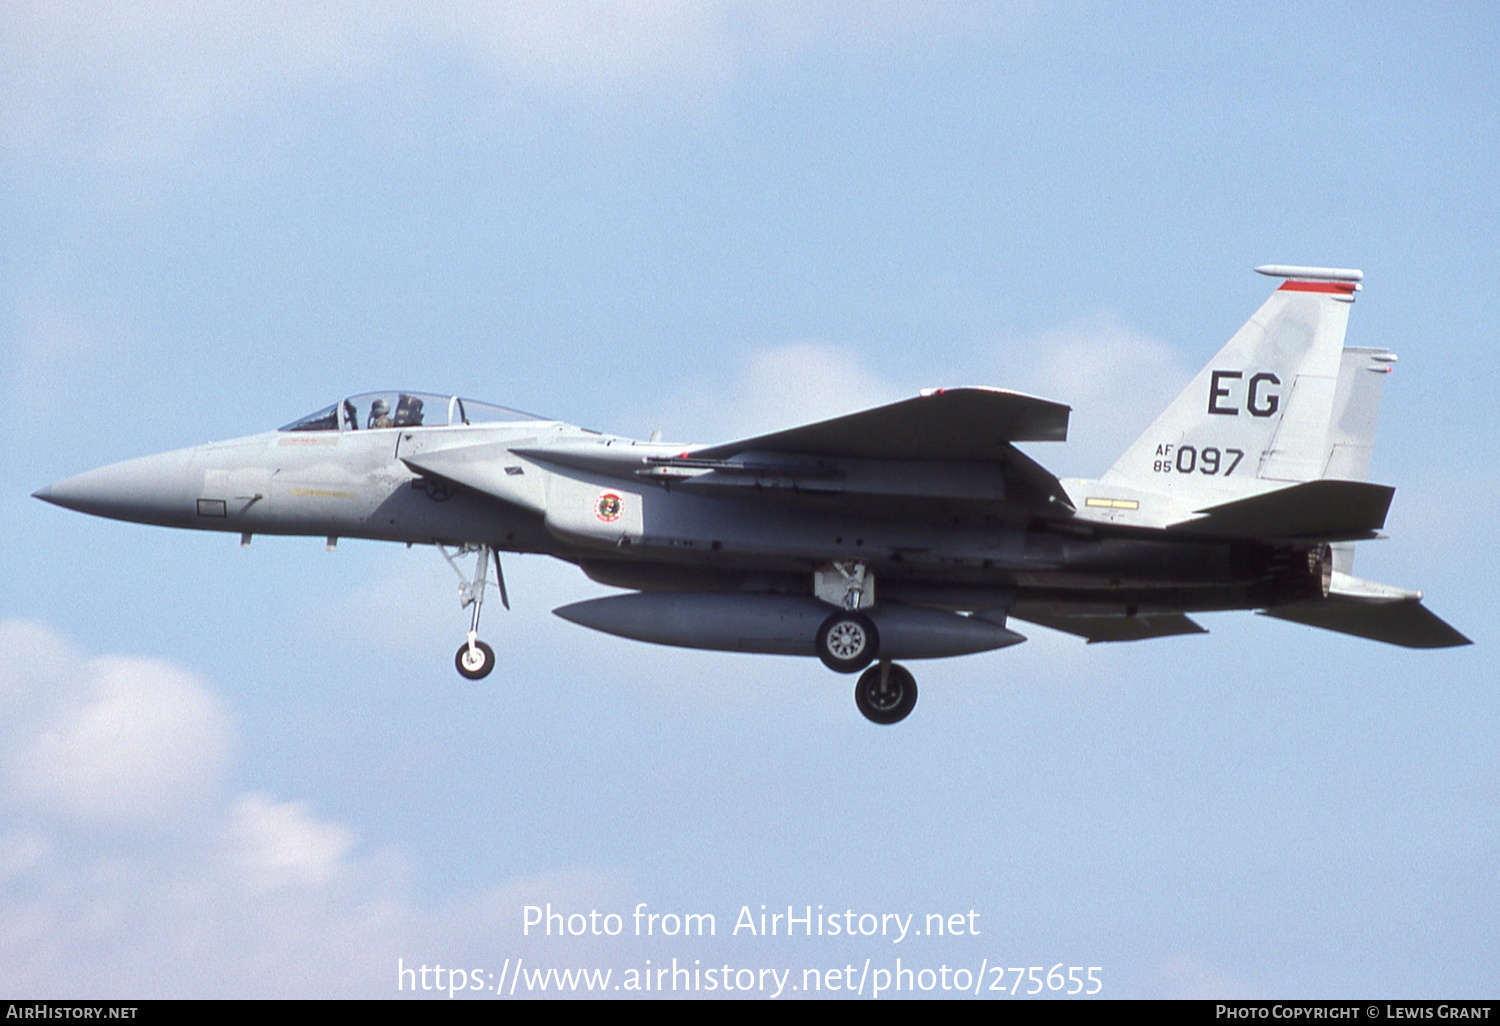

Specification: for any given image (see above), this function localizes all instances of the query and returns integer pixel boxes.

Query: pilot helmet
[371,398,390,415]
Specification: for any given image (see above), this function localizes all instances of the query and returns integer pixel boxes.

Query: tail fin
[1325,345,1396,573]
[1324,345,1395,482]
[1101,265,1365,507]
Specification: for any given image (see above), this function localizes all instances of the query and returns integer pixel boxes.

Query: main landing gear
[811,562,918,724]
[854,661,918,725]
[818,611,918,724]
[815,610,879,673]
[441,543,507,681]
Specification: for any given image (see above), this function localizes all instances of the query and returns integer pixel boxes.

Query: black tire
[816,610,879,673]
[854,663,918,725]
[455,640,496,680]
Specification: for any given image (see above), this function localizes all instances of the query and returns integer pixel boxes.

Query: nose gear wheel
[456,640,496,680]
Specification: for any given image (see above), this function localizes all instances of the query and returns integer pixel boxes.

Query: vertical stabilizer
[1324,345,1395,573]
[1101,266,1363,507]
[1323,346,1394,482]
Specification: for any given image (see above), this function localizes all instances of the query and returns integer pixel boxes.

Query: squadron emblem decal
[594,492,624,523]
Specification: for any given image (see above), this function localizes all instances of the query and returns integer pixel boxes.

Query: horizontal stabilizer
[690,387,1070,462]
[1170,479,1394,540]
[1261,598,1471,649]
[1009,609,1207,643]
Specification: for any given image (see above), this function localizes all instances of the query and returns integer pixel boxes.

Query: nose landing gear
[441,543,507,681]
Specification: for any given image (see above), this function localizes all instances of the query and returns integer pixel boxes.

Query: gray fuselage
[37,413,1318,619]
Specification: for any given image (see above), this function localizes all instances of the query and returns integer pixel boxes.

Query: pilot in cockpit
[369,398,395,429]
[394,395,424,427]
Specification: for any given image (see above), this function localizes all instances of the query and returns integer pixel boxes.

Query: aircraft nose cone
[34,449,198,527]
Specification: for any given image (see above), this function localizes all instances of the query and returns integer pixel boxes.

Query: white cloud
[660,340,906,444]
[655,316,1189,468]
[1,1,373,165]
[228,794,357,891]
[0,1,1022,167]
[0,619,73,710]
[0,618,644,997]
[990,314,1193,476]
[0,619,394,994]
[0,623,232,826]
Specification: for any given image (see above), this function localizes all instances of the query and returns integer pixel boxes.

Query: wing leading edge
[689,387,1070,461]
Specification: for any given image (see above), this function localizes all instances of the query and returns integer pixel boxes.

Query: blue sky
[2,1,1496,998]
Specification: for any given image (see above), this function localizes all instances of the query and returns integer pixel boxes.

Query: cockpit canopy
[280,392,544,432]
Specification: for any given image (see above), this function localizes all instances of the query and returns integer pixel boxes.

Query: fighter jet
[34,266,1468,724]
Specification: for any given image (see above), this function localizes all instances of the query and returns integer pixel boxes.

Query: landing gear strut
[441,543,507,681]
[855,661,917,725]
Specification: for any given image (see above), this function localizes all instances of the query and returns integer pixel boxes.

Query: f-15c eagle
[36,265,1468,724]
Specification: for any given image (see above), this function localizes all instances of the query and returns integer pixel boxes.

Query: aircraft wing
[670,387,1074,513]
[688,387,1070,461]
[480,387,1075,517]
